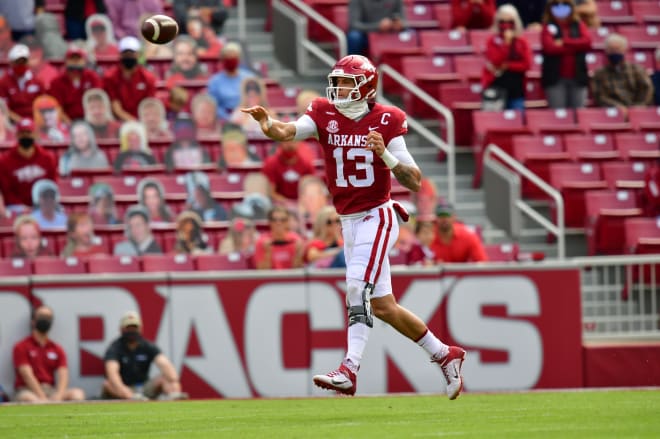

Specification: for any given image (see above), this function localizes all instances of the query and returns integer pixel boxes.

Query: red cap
[17,118,35,132]
[65,46,86,59]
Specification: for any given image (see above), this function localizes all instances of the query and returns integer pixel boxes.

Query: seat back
[195,252,251,271]
[601,161,649,189]
[525,108,579,134]
[0,258,32,276]
[419,30,471,54]
[87,255,141,273]
[33,256,87,275]
[141,253,195,272]
[484,243,519,262]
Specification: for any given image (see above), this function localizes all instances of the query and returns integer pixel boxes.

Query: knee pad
[346,278,374,328]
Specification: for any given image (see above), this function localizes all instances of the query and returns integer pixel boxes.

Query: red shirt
[482,34,532,89]
[13,335,67,388]
[49,69,103,120]
[305,98,407,214]
[451,0,496,29]
[0,145,57,206]
[254,231,303,269]
[262,148,315,200]
[103,66,156,118]
[33,63,59,89]
[541,21,592,79]
[430,222,488,263]
[0,71,45,118]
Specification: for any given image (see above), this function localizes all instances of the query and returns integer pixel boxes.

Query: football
[141,14,179,45]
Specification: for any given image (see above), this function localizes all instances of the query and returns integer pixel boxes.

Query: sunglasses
[326,218,341,225]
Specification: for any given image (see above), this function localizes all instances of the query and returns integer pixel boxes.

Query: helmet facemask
[326,73,367,108]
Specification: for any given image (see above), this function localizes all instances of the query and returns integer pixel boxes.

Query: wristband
[380,148,400,169]
[265,116,273,130]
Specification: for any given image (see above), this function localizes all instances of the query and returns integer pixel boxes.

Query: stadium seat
[432,3,452,30]
[588,26,614,50]
[87,255,141,273]
[58,177,91,199]
[585,190,643,255]
[522,28,542,52]
[33,256,87,275]
[585,51,607,75]
[525,108,582,134]
[453,55,485,82]
[627,107,660,131]
[157,174,189,201]
[368,31,422,93]
[626,50,656,73]
[400,55,459,117]
[631,1,660,23]
[512,134,570,198]
[93,175,142,199]
[140,254,195,272]
[437,82,483,146]
[617,25,660,49]
[419,30,472,55]
[404,3,437,30]
[563,133,620,162]
[624,217,660,254]
[468,29,491,53]
[597,0,636,25]
[0,258,32,276]
[549,162,608,227]
[195,252,252,271]
[601,161,649,190]
[576,107,632,133]
[484,243,520,262]
[615,132,660,161]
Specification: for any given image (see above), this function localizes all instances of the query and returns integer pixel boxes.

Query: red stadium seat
[512,134,570,198]
[588,26,614,50]
[93,175,142,198]
[33,256,87,275]
[576,107,632,133]
[453,55,485,82]
[598,0,636,25]
[419,30,472,55]
[631,1,660,23]
[563,133,619,162]
[369,30,423,94]
[585,51,607,75]
[617,25,660,49]
[195,252,252,271]
[525,108,581,134]
[437,82,483,146]
[522,28,542,52]
[585,190,643,255]
[405,3,437,30]
[484,243,520,262]
[432,3,452,30]
[400,55,459,117]
[141,254,195,272]
[549,162,608,227]
[157,174,189,201]
[625,217,660,254]
[0,258,32,276]
[601,161,649,190]
[615,132,660,161]
[87,255,141,273]
[58,177,91,199]
[468,29,491,53]
[627,107,660,131]
[627,50,656,73]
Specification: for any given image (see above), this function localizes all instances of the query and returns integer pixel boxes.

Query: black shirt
[104,337,161,386]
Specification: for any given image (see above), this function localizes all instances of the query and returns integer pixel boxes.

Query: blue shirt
[31,209,68,229]
[207,68,255,121]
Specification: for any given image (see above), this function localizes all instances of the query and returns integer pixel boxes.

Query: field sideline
[1,389,659,438]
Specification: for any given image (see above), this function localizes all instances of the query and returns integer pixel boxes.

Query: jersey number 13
[333,147,375,188]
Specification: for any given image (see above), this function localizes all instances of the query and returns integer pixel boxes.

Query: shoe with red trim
[433,346,466,400]
[313,363,357,396]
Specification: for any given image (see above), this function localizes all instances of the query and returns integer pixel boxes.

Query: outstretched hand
[240,106,269,124]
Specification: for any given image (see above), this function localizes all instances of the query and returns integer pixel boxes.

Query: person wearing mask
[113,205,163,256]
[207,42,256,122]
[12,305,86,403]
[10,214,53,258]
[591,34,654,118]
[430,203,488,263]
[103,36,157,121]
[49,46,102,121]
[451,0,496,31]
[541,0,592,109]
[0,44,46,123]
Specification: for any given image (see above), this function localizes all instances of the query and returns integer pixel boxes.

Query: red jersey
[430,222,488,263]
[102,66,156,118]
[0,145,57,206]
[13,335,68,388]
[305,98,407,214]
[254,231,303,269]
[49,69,103,120]
[262,148,315,200]
[0,71,45,118]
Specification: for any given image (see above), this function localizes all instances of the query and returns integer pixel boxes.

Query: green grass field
[1,390,659,438]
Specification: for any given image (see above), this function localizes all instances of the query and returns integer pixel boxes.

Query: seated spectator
[481,4,532,111]
[10,214,53,259]
[592,34,654,117]
[651,48,660,106]
[254,206,305,270]
[138,97,172,141]
[0,15,13,60]
[185,15,223,59]
[105,0,163,40]
[21,35,59,89]
[60,212,106,258]
[173,210,211,255]
[184,171,228,222]
[49,45,103,122]
[304,205,344,268]
[191,92,221,136]
[103,36,157,121]
[0,118,57,214]
[85,14,119,58]
[102,311,186,401]
[230,77,270,139]
[137,177,174,224]
[406,219,437,266]
[165,35,209,89]
[298,175,330,232]
[452,0,496,30]
[31,179,68,229]
[412,178,439,218]
[83,88,121,140]
[347,0,406,56]
[218,125,261,170]
[33,95,70,143]
[208,42,256,121]
[218,217,259,258]
[88,183,119,225]
[0,44,46,123]
[642,159,660,217]
[164,116,212,172]
[64,0,108,41]
[59,120,110,176]
[173,0,228,35]
[113,205,163,256]
[263,139,315,205]
[12,305,86,403]
[114,121,157,172]
[429,203,488,263]
[165,86,190,123]
[0,99,16,143]
[541,0,592,109]
[574,0,600,28]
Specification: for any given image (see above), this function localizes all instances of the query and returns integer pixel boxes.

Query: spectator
[208,42,256,121]
[574,0,599,28]
[64,0,107,40]
[33,94,70,143]
[103,36,157,121]
[105,0,163,40]
[263,139,315,205]
[347,0,406,56]
[218,217,259,258]
[85,14,119,58]
[429,203,488,263]
[164,116,212,172]
[304,205,344,268]
[10,214,52,258]
[591,34,654,117]
[218,125,261,170]
[0,15,13,60]
[60,212,106,258]
[12,305,85,403]
[0,118,57,213]
[113,205,163,255]
[406,220,437,266]
[412,178,439,219]
[49,45,103,122]
[31,178,68,229]
[230,77,270,139]
[191,92,221,136]
[232,172,272,221]
[137,177,173,224]
[21,35,58,89]
[298,175,330,231]
[185,15,222,59]
[173,0,228,35]
[173,210,211,255]
[500,0,547,30]
[0,99,16,143]
[88,183,119,225]
[138,97,172,141]
[59,120,109,176]
[182,171,227,222]
[165,86,190,123]
[165,35,209,89]
[114,121,157,172]
[642,159,660,218]
[254,206,305,270]
[102,310,186,400]
[0,44,46,123]
[541,0,591,109]
[33,13,67,61]
[481,4,532,111]
[0,0,42,41]
[452,0,496,31]
[83,88,121,140]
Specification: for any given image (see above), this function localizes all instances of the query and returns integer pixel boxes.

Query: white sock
[416,329,449,360]
[345,323,371,372]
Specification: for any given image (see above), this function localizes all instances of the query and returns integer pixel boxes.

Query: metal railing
[483,144,566,259]
[376,64,456,205]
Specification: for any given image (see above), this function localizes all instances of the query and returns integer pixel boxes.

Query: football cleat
[433,346,466,400]
[313,363,357,396]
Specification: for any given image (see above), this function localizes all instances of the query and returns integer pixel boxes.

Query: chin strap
[335,100,369,120]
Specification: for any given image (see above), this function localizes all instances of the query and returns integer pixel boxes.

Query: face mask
[607,53,624,65]
[18,137,34,149]
[223,58,239,72]
[551,3,572,19]
[499,20,515,32]
[121,330,141,344]
[12,64,28,77]
[66,64,84,73]
[35,318,52,333]
[120,57,138,69]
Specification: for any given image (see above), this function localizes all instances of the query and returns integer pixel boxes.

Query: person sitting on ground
[304,205,345,268]
[60,211,106,258]
[88,183,119,225]
[113,205,163,256]
[33,94,70,143]
[137,177,174,224]
[114,121,157,172]
[173,210,211,255]
[30,179,68,229]
[10,214,53,259]
[83,88,122,140]
[429,203,488,263]
[254,206,305,270]
[59,120,109,176]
